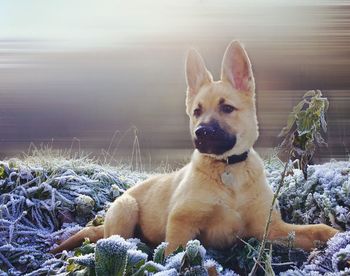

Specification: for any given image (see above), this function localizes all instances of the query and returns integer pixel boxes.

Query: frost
[267,160,350,231]
[204,258,221,273]
[186,239,206,261]
[127,249,148,267]
[71,253,95,268]
[184,265,208,275]
[95,235,129,275]
[220,269,240,276]
[0,156,349,275]
[153,241,168,265]
[279,228,350,275]
[74,194,95,215]
[154,268,178,276]
[165,252,186,270]
[0,158,147,274]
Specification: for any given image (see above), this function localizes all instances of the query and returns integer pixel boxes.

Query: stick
[249,154,291,276]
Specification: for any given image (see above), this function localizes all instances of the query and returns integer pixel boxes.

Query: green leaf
[320,112,327,133]
[186,240,200,262]
[136,242,152,256]
[314,132,327,147]
[88,216,104,227]
[184,266,208,276]
[293,100,307,114]
[73,267,94,276]
[71,253,95,268]
[303,90,316,98]
[67,259,79,272]
[180,240,204,272]
[74,238,95,256]
[324,98,329,111]
[296,111,313,136]
[277,89,329,178]
[278,114,296,137]
[125,251,147,275]
[0,164,6,179]
[131,261,164,276]
[172,245,185,255]
[95,237,128,276]
[153,242,168,265]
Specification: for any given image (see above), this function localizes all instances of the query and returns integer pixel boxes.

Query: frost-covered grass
[0,153,147,275]
[266,159,350,231]
[0,153,349,275]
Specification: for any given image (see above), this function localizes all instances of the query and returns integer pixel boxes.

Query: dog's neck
[222,150,249,165]
[192,149,250,169]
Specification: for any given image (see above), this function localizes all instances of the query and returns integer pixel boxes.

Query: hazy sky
[1,0,341,48]
[1,0,198,47]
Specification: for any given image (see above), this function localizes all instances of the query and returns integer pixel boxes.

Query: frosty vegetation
[0,153,349,275]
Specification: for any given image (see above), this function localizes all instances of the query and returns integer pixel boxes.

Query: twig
[252,257,268,274]
[236,236,259,254]
[270,262,295,266]
[249,152,291,276]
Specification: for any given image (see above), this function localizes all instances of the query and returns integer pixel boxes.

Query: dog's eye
[193,108,202,118]
[221,104,235,114]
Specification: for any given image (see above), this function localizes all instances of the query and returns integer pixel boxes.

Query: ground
[0,153,349,275]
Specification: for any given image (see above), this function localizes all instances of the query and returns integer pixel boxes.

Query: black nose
[195,125,216,139]
[193,121,236,155]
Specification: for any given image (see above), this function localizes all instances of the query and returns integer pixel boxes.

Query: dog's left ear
[221,41,255,93]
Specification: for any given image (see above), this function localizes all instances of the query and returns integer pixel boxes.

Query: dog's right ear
[185,49,212,104]
[221,41,255,94]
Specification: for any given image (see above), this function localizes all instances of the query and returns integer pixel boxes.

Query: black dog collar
[223,150,249,165]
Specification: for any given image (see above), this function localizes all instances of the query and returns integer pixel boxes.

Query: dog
[52,41,338,257]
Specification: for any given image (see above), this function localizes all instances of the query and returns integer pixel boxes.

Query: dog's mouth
[193,121,236,155]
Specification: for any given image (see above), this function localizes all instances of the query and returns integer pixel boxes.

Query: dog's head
[185,41,259,159]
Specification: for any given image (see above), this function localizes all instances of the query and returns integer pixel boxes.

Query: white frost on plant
[266,161,350,230]
[154,268,178,276]
[165,252,185,270]
[1,156,349,275]
[127,249,148,266]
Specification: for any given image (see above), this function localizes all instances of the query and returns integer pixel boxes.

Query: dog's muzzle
[194,121,236,155]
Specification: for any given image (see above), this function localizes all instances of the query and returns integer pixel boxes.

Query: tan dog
[52,41,337,256]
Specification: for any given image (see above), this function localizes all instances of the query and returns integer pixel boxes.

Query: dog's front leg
[268,220,339,250]
[164,212,200,256]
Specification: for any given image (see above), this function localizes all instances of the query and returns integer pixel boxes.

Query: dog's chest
[198,171,252,248]
[199,197,244,248]
[217,166,249,194]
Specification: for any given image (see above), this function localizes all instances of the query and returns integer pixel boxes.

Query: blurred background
[0,0,349,169]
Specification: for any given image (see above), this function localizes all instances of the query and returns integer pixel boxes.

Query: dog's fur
[52,41,338,256]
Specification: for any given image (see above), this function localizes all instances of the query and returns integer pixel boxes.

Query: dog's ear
[186,48,212,99]
[221,41,255,93]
